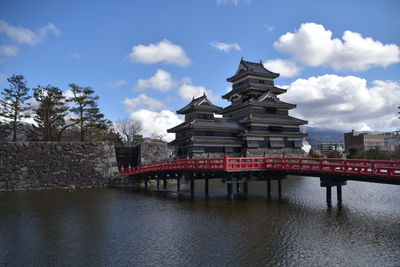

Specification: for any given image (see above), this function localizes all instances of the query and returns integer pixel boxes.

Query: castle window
[224,147,234,153]
[247,141,260,148]
[294,140,303,148]
[265,108,277,114]
[269,126,282,132]
[270,139,284,148]
[190,147,204,153]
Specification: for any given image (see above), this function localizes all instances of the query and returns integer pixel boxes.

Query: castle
[168,59,307,159]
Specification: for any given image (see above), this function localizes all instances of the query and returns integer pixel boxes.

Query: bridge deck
[119,156,400,185]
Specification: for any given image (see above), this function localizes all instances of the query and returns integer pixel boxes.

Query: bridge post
[156,179,160,190]
[163,178,167,191]
[326,186,332,207]
[227,182,233,200]
[321,178,347,208]
[177,176,181,195]
[190,178,195,199]
[337,185,342,208]
[243,181,248,198]
[267,178,272,199]
[236,181,240,193]
[278,177,282,197]
[205,176,209,197]
[144,179,148,190]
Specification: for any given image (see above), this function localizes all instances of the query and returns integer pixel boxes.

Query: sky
[0,0,399,141]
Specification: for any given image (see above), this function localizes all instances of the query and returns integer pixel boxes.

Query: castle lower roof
[239,114,307,125]
[167,118,244,133]
[176,94,223,114]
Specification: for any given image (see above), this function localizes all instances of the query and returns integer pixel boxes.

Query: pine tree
[33,85,68,141]
[0,75,31,141]
[66,83,107,141]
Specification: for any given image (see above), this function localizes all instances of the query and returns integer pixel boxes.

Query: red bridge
[119,156,400,207]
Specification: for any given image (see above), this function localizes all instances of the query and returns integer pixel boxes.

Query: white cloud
[0,45,18,57]
[71,53,80,60]
[128,39,190,67]
[210,41,241,52]
[130,109,183,142]
[0,20,40,45]
[178,78,217,101]
[263,59,301,78]
[281,74,400,131]
[123,94,165,111]
[217,0,251,5]
[38,23,60,37]
[274,22,400,71]
[134,69,176,92]
[106,79,128,89]
[62,89,75,99]
[266,25,274,32]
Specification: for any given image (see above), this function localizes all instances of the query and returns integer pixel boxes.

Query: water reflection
[1,176,399,266]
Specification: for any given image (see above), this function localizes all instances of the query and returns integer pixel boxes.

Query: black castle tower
[168,59,307,159]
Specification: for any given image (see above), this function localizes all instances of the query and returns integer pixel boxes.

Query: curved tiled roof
[227,59,279,82]
[176,94,223,114]
[167,118,244,132]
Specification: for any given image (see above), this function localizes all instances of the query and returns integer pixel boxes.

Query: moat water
[1,176,399,266]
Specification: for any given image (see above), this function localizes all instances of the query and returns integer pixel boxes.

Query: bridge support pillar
[337,185,342,208]
[321,179,347,208]
[156,179,160,190]
[144,179,148,189]
[277,177,282,197]
[163,179,167,191]
[177,177,181,195]
[205,177,209,197]
[190,179,195,199]
[243,181,248,198]
[227,183,233,200]
[326,186,332,207]
[267,178,272,199]
[236,182,240,193]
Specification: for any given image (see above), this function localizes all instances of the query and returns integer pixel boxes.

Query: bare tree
[114,118,142,147]
[151,133,167,142]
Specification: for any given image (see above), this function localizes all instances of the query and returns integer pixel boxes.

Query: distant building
[167,58,307,159]
[317,143,344,156]
[383,131,400,151]
[344,130,385,153]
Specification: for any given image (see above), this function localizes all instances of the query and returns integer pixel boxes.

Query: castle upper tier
[167,59,307,158]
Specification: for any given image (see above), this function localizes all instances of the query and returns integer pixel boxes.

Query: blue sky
[0,0,399,140]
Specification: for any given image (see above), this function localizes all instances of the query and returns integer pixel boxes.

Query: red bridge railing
[119,156,400,179]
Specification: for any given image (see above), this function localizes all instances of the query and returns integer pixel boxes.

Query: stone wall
[140,142,174,164]
[0,141,120,191]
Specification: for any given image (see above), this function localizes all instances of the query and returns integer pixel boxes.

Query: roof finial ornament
[203,91,206,96]
[192,96,195,100]
[241,56,243,61]
[260,59,262,64]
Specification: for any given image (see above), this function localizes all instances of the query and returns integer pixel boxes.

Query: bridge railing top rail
[119,156,400,178]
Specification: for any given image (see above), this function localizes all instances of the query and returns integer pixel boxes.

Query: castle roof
[167,118,243,133]
[227,59,279,82]
[222,85,286,100]
[239,114,308,125]
[176,94,223,114]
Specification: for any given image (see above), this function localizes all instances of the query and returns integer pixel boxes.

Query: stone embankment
[0,141,120,191]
